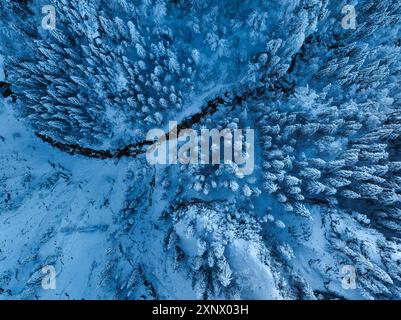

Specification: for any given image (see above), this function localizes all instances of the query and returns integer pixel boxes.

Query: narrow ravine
[7,77,295,160]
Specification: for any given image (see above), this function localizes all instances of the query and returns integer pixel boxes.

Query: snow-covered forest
[1,0,401,300]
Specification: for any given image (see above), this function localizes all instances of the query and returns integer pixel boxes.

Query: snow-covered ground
[0,97,129,298]
[0,55,4,81]
[2,0,401,301]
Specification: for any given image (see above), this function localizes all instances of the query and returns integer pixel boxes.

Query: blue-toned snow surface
[1,0,401,300]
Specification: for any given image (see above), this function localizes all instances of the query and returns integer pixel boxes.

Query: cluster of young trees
[171,106,259,202]
[166,201,264,299]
